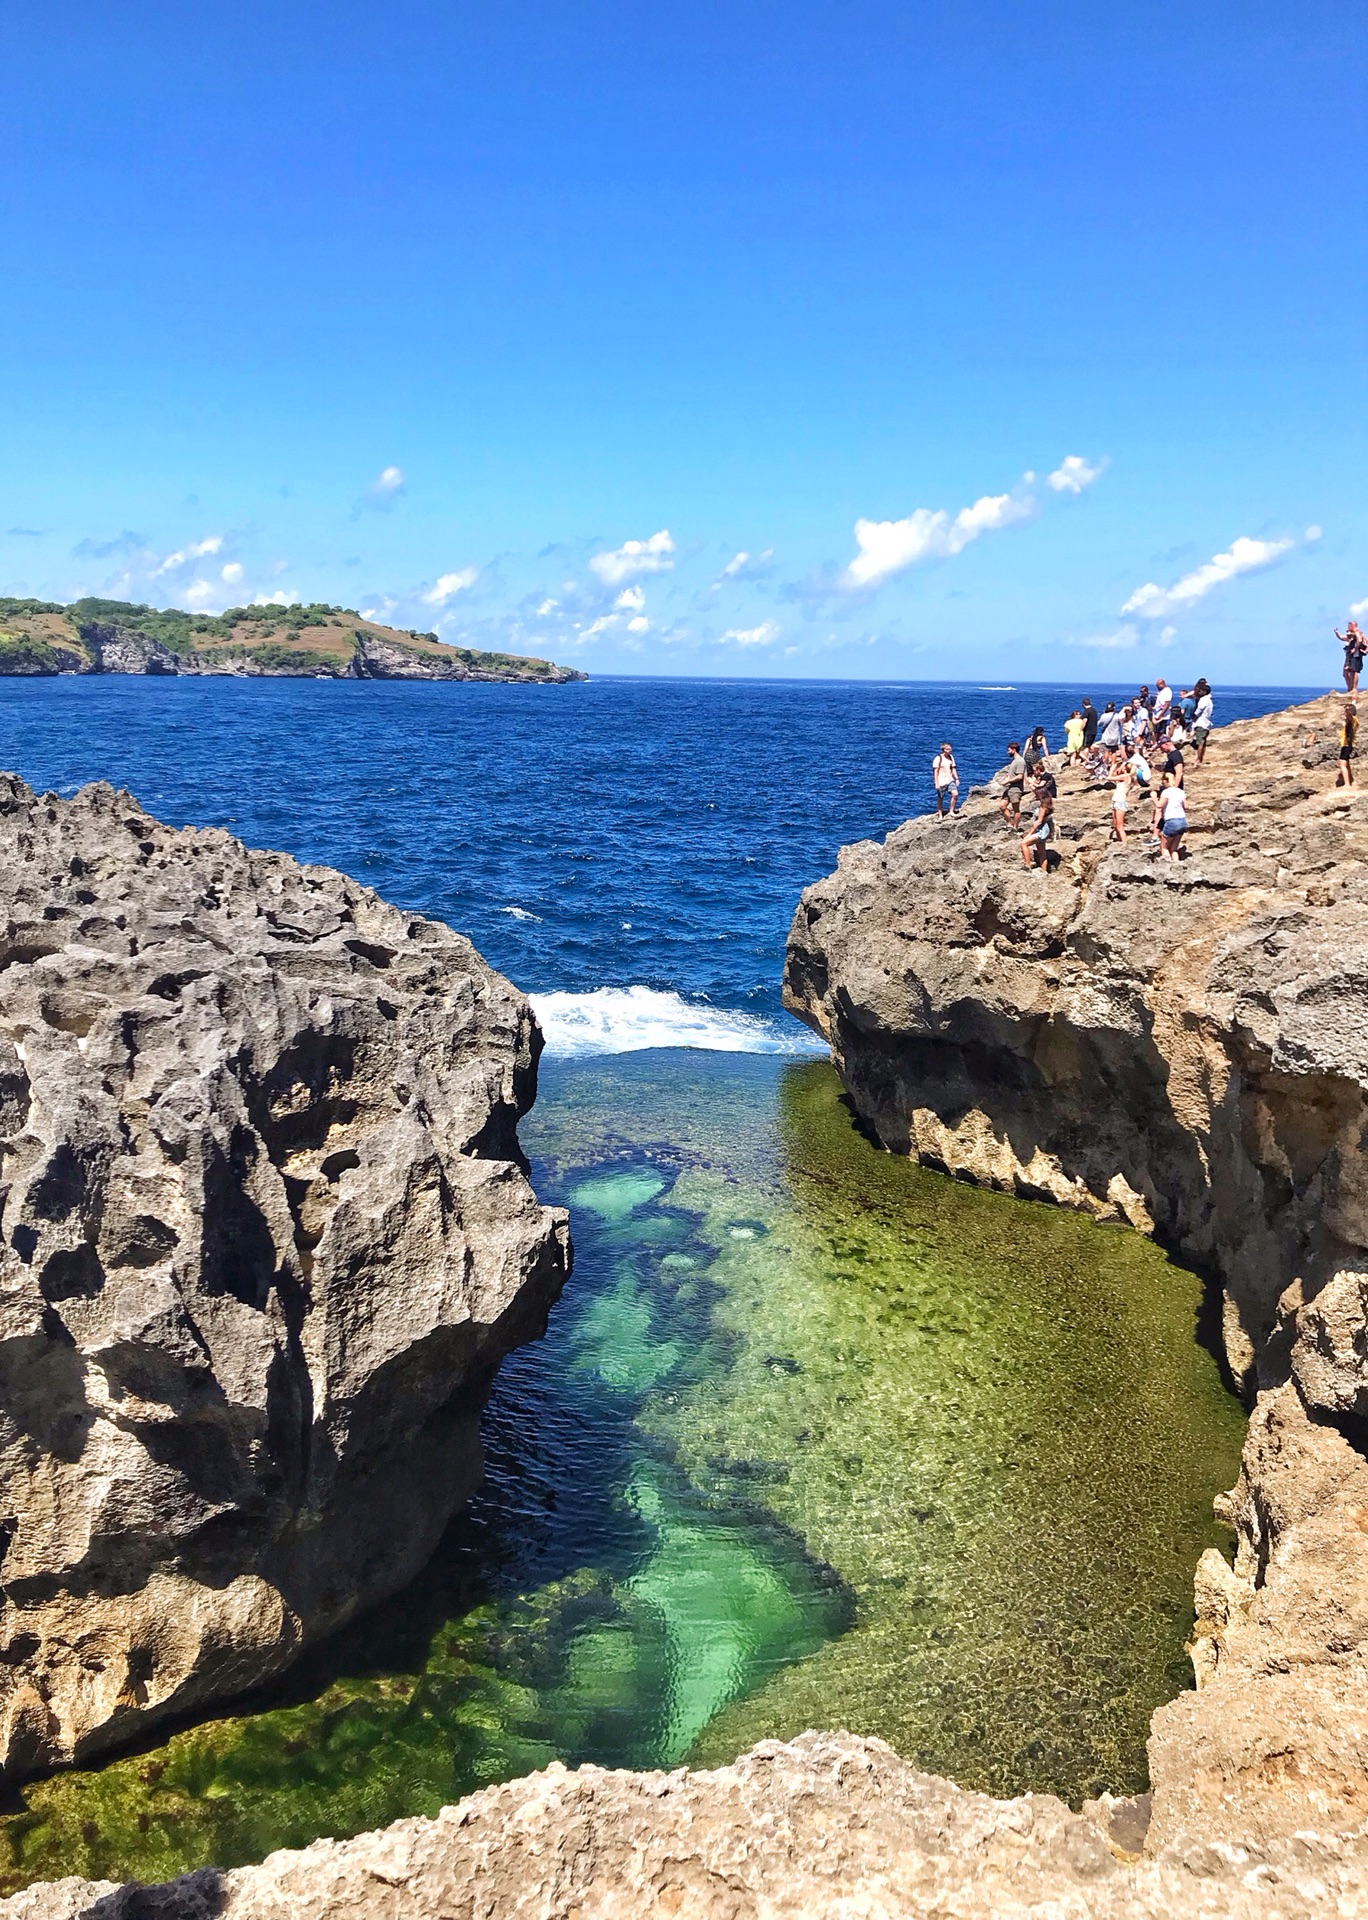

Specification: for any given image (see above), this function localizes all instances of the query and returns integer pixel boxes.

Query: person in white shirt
[1190,680,1214,764]
[1153,679,1173,724]
[932,743,959,818]
[1157,773,1188,860]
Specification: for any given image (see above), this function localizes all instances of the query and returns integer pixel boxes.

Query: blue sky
[1,1,1362,682]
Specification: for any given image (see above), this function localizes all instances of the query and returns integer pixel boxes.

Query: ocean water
[0,674,1299,1888]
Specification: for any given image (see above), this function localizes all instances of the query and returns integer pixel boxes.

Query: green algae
[0,1050,1245,1890]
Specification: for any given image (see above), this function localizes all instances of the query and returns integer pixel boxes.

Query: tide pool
[0,1049,1245,1893]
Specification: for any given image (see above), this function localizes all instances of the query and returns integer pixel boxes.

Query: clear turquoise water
[0,1050,1245,1892]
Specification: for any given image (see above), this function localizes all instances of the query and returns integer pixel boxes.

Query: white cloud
[537,597,559,616]
[589,529,675,586]
[1350,597,1368,620]
[719,621,781,648]
[845,492,1032,589]
[627,615,651,633]
[1306,525,1324,541]
[1047,454,1107,495]
[220,562,244,585]
[183,578,218,607]
[422,567,478,606]
[153,535,222,576]
[718,547,774,583]
[614,585,646,611]
[1121,535,1295,620]
[254,591,300,608]
[373,466,404,495]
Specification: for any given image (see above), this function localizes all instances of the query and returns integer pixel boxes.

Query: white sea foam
[530,986,828,1060]
[499,905,543,922]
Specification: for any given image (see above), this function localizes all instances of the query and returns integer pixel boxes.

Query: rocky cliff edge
[0,775,569,1781]
[785,692,1368,1859]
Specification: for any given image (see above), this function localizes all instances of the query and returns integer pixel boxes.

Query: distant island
[0,597,587,683]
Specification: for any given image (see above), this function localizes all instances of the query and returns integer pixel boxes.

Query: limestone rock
[784,696,1368,1856]
[0,774,569,1780]
[7,1733,1368,1919]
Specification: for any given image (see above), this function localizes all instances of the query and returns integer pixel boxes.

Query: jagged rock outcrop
[7,1732,1367,1919]
[784,693,1368,1861]
[0,775,569,1782]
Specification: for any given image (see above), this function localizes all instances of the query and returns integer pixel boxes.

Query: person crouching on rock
[998,741,1026,827]
[1157,771,1188,861]
[1337,701,1358,787]
[932,743,960,818]
[1021,769,1057,870]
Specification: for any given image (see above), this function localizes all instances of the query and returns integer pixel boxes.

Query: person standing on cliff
[1080,696,1099,748]
[1098,702,1122,752]
[932,743,960,818]
[1336,620,1367,695]
[1153,679,1173,727]
[1061,709,1085,767]
[998,741,1027,827]
[1157,771,1188,860]
[1338,701,1358,787]
[1191,680,1214,764]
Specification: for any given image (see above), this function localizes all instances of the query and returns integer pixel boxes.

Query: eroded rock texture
[8,1733,1367,1920]
[0,775,568,1781]
[784,694,1368,1859]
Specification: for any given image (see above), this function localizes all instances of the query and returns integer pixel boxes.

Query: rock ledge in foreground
[7,1732,1366,1919]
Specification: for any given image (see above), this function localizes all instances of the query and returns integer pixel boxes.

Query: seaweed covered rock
[0,775,568,1780]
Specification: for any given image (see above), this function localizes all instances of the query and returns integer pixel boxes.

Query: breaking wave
[529,986,827,1060]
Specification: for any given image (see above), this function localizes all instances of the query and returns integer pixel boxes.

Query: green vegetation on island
[0,598,586,682]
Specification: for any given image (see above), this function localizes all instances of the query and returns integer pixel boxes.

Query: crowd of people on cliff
[929,626,1367,876]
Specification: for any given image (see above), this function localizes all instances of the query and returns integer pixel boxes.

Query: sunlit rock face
[9,1733,1368,1920]
[0,774,568,1781]
[785,694,1368,1853]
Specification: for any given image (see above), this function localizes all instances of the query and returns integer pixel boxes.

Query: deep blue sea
[0,674,1316,1050]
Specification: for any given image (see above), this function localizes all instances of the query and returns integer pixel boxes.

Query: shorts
[1341,744,1355,761]
[1004,781,1024,803]
[1192,726,1210,745]
[1162,819,1187,839]
[1030,819,1055,842]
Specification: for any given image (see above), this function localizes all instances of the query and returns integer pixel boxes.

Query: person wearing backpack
[932,743,960,818]
[1336,620,1367,695]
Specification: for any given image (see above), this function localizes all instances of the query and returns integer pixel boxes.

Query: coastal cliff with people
[6,691,1368,1917]
[0,598,587,683]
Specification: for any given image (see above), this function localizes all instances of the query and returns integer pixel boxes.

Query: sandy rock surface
[6,1733,1368,1919]
[784,693,1368,1866]
[0,775,569,1780]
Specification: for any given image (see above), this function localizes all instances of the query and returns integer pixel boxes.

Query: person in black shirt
[1080,697,1098,748]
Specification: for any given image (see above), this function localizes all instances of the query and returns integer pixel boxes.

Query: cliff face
[0,776,569,1781]
[785,693,1368,1851]
[0,600,587,683]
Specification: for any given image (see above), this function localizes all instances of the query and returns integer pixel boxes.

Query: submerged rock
[0,775,569,1781]
[785,694,1368,1854]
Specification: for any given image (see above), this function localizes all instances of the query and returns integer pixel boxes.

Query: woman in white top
[1110,769,1130,842]
[1157,773,1188,860]
[1191,680,1214,764]
[932,744,959,818]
